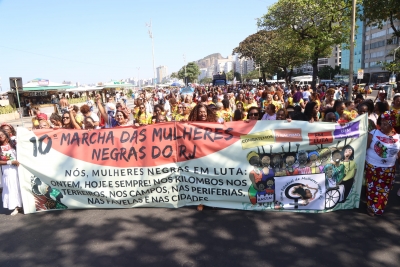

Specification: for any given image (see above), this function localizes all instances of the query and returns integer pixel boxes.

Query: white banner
[17,115,368,213]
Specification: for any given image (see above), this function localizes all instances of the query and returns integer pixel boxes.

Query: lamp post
[146,20,156,85]
[137,67,141,91]
[347,0,356,100]
[183,54,187,86]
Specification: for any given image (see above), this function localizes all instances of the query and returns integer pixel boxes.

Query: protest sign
[17,115,368,214]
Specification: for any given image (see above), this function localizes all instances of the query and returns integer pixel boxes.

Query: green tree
[170,72,179,79]
[243,70,259,82]
[361,0,400,38]
[200,77,213,85]
[378,49,400,74]
[226,70,234,81]
[233,30,311,85]
[234,72,241,82]
[318,66,336,79]
[259,0,352,88]
[177,62,201,83]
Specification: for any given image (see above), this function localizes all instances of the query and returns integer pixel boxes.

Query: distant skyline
[0,0,275,90]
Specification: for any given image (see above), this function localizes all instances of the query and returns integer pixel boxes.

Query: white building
[198,68,209,81]
[156,65,168,84]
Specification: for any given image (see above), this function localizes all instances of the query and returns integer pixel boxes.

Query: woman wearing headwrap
[365,111,400,216]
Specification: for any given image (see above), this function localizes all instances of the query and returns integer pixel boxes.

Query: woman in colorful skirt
[365,111,400,216]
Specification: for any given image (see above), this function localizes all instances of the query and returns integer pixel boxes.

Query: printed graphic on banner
[308,131,333,145]
[274,174,325,210]
[333,121,360,139]
[243,139,357,210]
[275,129,303,143]
[240,130,275,149]
[17,116,368,214]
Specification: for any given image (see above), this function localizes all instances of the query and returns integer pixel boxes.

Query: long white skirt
[2,165,22,210]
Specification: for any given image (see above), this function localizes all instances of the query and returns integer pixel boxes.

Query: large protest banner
[17,115,368,214]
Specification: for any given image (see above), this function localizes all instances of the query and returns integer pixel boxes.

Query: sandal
[10,208,19,216]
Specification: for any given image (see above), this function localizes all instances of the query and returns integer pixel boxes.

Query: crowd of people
[1,82,400,216]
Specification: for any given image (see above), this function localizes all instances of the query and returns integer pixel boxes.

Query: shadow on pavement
[0,182,399,267]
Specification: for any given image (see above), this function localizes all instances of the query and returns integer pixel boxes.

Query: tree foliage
[361,0,400,38]
[177,62,201,83]
[233,30,310,84]
[258,0,352,88]
[170,72,179,79]
[199,77,213,85]
[243,70,260,81]
[318,65,341,79]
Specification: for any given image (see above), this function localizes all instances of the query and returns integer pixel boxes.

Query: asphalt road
[0,189,399,267]
[1,90,399,267]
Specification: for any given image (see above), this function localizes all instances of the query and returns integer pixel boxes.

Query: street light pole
[347,0,356,101]
[146,20,156,85]
[183,54,187,86]
[137,67,141,91]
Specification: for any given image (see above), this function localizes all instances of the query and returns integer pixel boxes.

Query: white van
[292,75,313,87]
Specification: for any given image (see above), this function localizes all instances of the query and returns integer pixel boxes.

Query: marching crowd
[1,82,400,216]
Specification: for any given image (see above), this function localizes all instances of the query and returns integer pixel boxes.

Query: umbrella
[171,82,183,87]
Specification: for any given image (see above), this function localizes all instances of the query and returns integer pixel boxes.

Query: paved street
[0,90,399,267]
[0,191,399,267]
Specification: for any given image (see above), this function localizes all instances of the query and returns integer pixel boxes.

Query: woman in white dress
[0,129,22,215]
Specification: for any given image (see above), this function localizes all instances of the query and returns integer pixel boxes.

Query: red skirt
[365,162,395,215]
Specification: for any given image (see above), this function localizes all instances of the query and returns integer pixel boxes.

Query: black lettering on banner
[152,128,162,142]
[30,134,52,157]
[120,131,130,143]
[224,128,234,141]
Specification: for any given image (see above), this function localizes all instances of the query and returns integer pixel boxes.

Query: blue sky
[0,0,275,90]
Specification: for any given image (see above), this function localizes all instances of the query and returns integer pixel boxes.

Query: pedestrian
[59,96,69,114]
[0,129,22,216]
[188,103,218,211]
[87,96,94,112]
[365,111,400,216]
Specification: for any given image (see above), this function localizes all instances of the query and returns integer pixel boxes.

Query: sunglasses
[249,113,259,116]
[62,117,70,119]
[178,106,183,108]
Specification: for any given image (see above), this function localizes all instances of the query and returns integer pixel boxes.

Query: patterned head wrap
[381,111,396,126]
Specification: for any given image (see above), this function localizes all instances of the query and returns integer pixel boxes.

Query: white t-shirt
[334,89,341,100]
[261,113,277,120]
[90,113,100,122]
[366,129,400,167]
[106,102,116,114]
[302,91,311,100]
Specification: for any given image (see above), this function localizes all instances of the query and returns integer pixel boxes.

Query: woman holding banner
[365,111,400,216]
[188,103,218,211]
[0,129,22,216]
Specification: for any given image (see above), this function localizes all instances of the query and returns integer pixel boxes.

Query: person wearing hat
[365,111,400,216]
